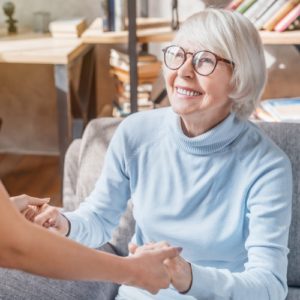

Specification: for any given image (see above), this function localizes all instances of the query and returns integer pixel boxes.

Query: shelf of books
[82,21,300,47]
[109,48,162,117]
[82,2,299,117]
[230,0,300,123]
[227,0,300,33]
[253,98,300,122]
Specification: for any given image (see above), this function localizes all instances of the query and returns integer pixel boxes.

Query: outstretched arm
[0,182,179,294]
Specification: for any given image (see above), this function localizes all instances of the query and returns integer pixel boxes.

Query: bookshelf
[82,20,173,44]
[82,23,300,45]
[81,3,300,113]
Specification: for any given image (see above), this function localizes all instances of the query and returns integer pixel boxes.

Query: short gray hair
[173,9,267,119]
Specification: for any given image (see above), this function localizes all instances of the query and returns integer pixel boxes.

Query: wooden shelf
[259,30,300,45]
[81,18,175,44]
[82,19,300,46]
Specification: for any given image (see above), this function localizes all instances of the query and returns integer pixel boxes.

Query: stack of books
[49,18,87,38]
[110,49,162,117]
[227,0,300,31]
[253,98,300,122]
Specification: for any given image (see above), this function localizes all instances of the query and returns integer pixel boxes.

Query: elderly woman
[1,8,292,300]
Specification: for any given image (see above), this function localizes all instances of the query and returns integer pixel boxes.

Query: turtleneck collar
[167,108,246,155]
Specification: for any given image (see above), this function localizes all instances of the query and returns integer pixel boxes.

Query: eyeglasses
[162,45,235,76]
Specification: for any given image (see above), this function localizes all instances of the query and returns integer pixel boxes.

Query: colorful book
[253,105,280,122]
[260,98,300,122]
[274,3,300,31]
[237,0,257,14]
[245,0,277,22]
[244,0,265,19]
[254,0,288,29]
[226,0,245,10]
[110,49,157,64]
[263,0,299,31]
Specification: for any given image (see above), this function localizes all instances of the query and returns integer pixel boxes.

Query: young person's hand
[124,244,182,294]
[10,194,50,221]
[32,204,70,236]
[129,241,192,294]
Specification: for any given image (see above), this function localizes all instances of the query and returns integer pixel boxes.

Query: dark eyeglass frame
[162,45,235,76]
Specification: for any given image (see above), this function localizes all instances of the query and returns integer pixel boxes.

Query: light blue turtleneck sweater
[65,107,292,300]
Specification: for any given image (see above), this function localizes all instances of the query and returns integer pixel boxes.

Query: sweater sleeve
[185,156,293,300]
[64,122,131,248]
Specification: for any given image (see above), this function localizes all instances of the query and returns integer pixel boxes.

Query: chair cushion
[64,118,135,256]
[257,122,300,287]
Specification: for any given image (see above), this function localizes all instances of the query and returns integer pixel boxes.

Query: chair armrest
[63,139,81,211]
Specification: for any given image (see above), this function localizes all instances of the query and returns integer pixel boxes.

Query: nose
[177,54,195,78]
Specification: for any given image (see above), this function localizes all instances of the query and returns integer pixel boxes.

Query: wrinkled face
[164,44,234,123]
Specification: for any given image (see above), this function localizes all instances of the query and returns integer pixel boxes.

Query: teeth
[176,87,201,97]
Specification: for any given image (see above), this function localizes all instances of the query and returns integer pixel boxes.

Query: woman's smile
[175,86,203,99]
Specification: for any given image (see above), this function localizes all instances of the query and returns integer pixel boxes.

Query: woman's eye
[200,58,214,64]
[175,52,184,59]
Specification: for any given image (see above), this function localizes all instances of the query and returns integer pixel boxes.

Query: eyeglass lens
[164,46,217,76]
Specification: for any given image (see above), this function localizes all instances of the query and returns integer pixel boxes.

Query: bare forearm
[0,184,178,293]
[2,220,130,284]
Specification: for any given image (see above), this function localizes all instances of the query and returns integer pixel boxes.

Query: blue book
[108,0,115,31]
[261,98,300,122]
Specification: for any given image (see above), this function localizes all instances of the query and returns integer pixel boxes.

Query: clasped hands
[10,195,192,294]
[129,241,193,293]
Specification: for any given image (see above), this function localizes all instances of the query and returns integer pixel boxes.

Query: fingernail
[176,247,183,253]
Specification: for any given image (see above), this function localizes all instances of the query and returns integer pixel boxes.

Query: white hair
[173,9,267,119]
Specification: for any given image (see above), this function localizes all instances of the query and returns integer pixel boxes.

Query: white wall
[0,0,101,28]
[0,0,205,29]
[148,0,204,20]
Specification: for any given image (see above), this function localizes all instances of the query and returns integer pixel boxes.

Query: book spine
[250,0,278,22]
[114,0,127,31]
[237,0,257,14]
[244,0,265,19]
[226,0,245,10]
[260,102,282,121]
[263,0,299,31]
[108,0,115,31]
[254,0,288,29]
[274,3,300,31]
[101,0,110,32]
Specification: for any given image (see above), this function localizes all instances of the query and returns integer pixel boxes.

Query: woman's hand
[10,194,50,221]
[124,245,182,294]
[129,241,192,294]
[32,204,70,236]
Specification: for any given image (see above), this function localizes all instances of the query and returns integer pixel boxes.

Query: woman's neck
[180,111,231,137]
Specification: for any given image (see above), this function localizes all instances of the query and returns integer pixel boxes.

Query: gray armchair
[62,118,300,300]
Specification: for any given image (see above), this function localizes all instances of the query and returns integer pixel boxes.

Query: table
[0,33,96,172]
